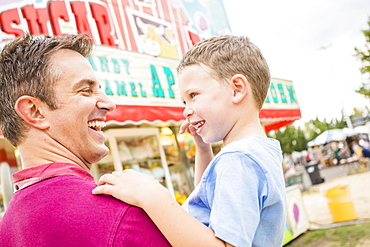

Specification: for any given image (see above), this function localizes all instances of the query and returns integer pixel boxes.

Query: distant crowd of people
[283,135,370,182]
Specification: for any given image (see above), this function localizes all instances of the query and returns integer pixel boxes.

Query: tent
[308,128,358,147]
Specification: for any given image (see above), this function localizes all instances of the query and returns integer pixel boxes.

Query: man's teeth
[192,121,205,129]
[88,121,106,129]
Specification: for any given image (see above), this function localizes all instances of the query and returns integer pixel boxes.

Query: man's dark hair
[0,34,93,146]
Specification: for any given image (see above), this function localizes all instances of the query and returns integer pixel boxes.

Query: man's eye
[81,88,93,94]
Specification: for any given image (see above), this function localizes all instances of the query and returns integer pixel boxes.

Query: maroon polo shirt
[0,163,170,247]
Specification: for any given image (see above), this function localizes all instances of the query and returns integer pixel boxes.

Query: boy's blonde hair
[177,35,270,110]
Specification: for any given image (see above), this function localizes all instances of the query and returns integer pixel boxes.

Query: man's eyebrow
[72,79,98,90]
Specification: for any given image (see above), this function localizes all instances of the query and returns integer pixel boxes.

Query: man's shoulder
[12,174,133,218]
[1,176,170,247]
[4,174,156,230]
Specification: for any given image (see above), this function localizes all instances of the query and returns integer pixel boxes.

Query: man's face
[44,49,115,167]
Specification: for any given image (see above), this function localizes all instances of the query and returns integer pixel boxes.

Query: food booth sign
[0,1,304,243]
[0,0,300,131]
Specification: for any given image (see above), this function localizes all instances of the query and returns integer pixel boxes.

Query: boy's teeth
[192,121,205,129]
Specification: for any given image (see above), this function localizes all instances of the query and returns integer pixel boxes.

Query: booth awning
[260,109,302,132]
[106,105,301,132]
[106,105,185,125]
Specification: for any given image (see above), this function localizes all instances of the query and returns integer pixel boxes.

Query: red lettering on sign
[71,1,94,41]
[36,8,49,36]
[0,8,24,36]
[22,5,39,35]
[90,2,118,47]
[49,1,69,36]
[0,0,197,54]
[188,31,201,45]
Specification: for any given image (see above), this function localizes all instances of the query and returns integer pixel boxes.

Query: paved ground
[297,164,370,228]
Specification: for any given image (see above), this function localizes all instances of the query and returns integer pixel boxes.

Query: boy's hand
[179,119,215,186]
[92,170,168,208]
[179,119,210,150]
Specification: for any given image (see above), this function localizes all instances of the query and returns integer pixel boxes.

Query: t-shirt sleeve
[206,151,268,247]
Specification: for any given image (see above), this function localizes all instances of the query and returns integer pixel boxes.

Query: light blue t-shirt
[182,136,286,247]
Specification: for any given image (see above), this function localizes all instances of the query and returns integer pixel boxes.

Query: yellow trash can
[324,184,357,223]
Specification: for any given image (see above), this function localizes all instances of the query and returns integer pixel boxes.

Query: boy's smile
[190,120,205,132]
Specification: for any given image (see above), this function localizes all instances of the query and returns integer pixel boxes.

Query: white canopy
[308,128,358,147]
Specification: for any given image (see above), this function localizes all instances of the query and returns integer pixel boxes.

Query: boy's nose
[183,106,194,118]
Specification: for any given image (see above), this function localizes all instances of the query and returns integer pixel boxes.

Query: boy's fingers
[97,173,118,186]
[179,120,190,134]
[92,184,113,195]
[188,125,197,135]
[111,171,125,178]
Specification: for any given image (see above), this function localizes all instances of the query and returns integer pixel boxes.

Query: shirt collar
[13,163,95,191]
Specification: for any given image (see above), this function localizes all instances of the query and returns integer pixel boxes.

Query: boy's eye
[190,93,197,98]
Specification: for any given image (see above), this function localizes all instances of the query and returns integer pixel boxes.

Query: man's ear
[15,96,50,129]
[230,74,248,104]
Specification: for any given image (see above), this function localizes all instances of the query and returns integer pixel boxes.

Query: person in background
[358,138,370,158]
[93,35,287,247]
[0,34,170,247]
[359,138,370,149]
[361,147,370,158]
[351,141,363,158]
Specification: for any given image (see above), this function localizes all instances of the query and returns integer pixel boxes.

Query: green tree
[304,115,347,142]
[268,113,347,154]
[268,125,308,154]
[354,16,370,98]
[294,127,308,151]
[351,107,368,118]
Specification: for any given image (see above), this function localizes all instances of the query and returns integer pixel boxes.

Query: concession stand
[0,0,302,242]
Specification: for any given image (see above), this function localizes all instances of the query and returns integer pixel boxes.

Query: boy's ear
[230,74,249,104]
[15,96,50,129]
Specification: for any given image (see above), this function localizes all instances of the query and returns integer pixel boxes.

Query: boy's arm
[179,121,214,187]
[142,182,230,247]
[193,139,213,186]
[92,170,233,247]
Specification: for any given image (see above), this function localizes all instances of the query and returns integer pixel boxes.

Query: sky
[222,0,370,126]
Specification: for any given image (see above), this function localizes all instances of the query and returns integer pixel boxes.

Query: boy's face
[42,49,116,167]
[179,65,235,144]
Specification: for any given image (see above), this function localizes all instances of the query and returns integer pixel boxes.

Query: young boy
[93,35,287,247]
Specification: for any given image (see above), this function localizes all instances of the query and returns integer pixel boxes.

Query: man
[0,34,170,247]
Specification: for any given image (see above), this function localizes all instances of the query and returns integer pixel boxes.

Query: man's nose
[97,91,116,112]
